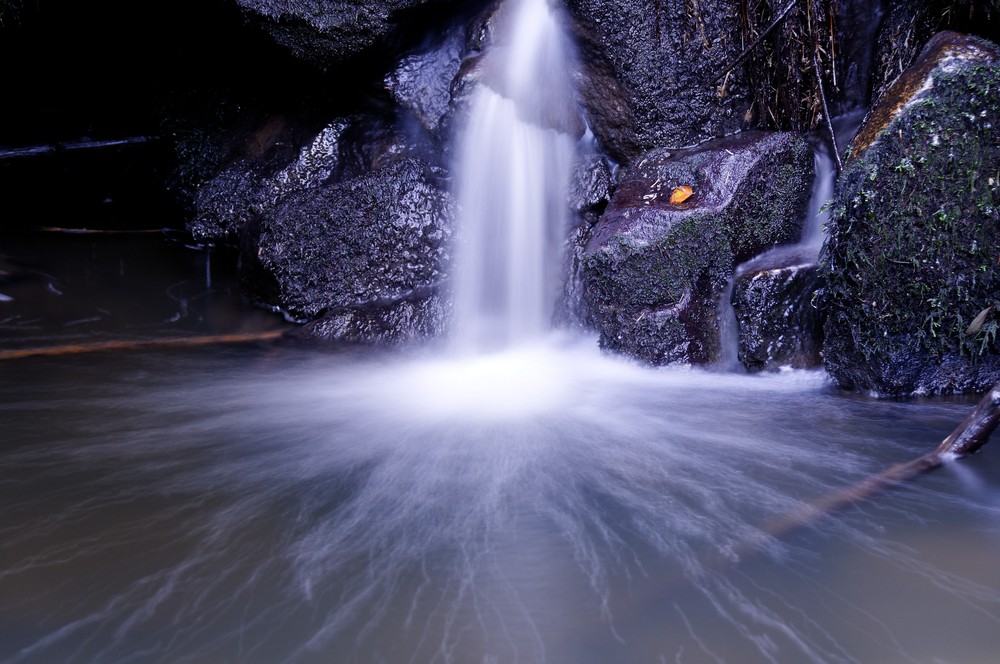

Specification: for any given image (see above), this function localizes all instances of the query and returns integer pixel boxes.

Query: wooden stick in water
[750,380,1000,549]
[0,330,287,361]
[37,227,166,235]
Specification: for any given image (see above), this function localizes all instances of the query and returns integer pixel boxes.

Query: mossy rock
[821,32,1000,395]
[582,130,813,365]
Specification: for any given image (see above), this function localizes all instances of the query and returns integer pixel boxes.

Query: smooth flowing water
[1,230,1000,664]
[3,310,1000,663]
[3,2,1000,662]
[450,0,576,352]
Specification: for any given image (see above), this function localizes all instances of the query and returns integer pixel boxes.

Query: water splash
[450,0,578,353]
[3,347,1000,664]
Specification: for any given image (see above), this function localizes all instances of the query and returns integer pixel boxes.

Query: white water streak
[450,0,576,352]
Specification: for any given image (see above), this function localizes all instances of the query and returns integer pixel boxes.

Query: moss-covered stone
[582,130,813,365]
[821,32,1000,395]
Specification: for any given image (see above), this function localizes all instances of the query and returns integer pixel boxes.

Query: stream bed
[1,233,999,663]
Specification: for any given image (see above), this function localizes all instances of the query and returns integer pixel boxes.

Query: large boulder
[242,156,455,340]
[188,109,439,241]
[384,27,464,138]
[581,130,813,365]
[872,1,1000,108]
[821,32,1000,395]
[565,0,751,163]
[233,0,461,69]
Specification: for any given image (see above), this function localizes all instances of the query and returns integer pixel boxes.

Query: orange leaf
[670,185,693,204]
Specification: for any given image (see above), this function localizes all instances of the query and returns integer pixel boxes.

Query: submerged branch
[752,379,1000,549]
[0,330,287,361]
[37,227,166,235]
[714,0,798,84]
[935,381,1000,457]
[601,381,1000,632]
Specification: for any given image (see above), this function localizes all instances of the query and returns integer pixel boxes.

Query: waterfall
[449,0,577,353]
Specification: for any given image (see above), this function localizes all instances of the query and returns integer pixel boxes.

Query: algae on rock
[822,32,1000,395]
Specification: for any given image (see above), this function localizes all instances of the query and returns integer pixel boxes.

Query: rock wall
[566,0,751,163]
[156,0,1000,395]
[233,0,466,68]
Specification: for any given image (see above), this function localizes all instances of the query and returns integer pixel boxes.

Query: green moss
[822,64,1000,391]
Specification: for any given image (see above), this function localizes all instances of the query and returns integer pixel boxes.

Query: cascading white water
[799,139,836,250]
[450,0,577,353]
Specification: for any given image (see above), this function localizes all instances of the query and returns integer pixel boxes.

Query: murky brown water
[2,233,999,664]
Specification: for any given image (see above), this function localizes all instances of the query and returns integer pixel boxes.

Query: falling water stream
[450,0,576,352]
[2,3,1000,663]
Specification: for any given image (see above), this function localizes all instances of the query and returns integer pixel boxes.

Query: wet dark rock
[556,213,602,332]
[732,259,824,372]
[243,157,454,333]
[384,29,464,136]
[188,108,439,244]
[191,120,347,241]
[822,32,1000,395]
[568,152,612,213]
[233,0,460,68]
[559,153,612,330]
[336,112,438,179]
[565,0,751,163]
[298,292,451,343]
[581,130,813,365]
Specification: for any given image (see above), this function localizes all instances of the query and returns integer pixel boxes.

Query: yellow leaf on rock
[670,185,693,205]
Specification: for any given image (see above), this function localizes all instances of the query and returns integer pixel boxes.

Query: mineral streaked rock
[850,30,1000,162]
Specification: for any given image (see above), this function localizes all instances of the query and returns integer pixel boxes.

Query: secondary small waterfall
[715,138,837,371]
[450,0,577,353]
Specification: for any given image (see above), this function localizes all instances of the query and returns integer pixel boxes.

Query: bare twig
[0,136,157,161]
[812,53,844,172]
[935,381,1000,457]
[714,0,798,84]
[37,227,165,235]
